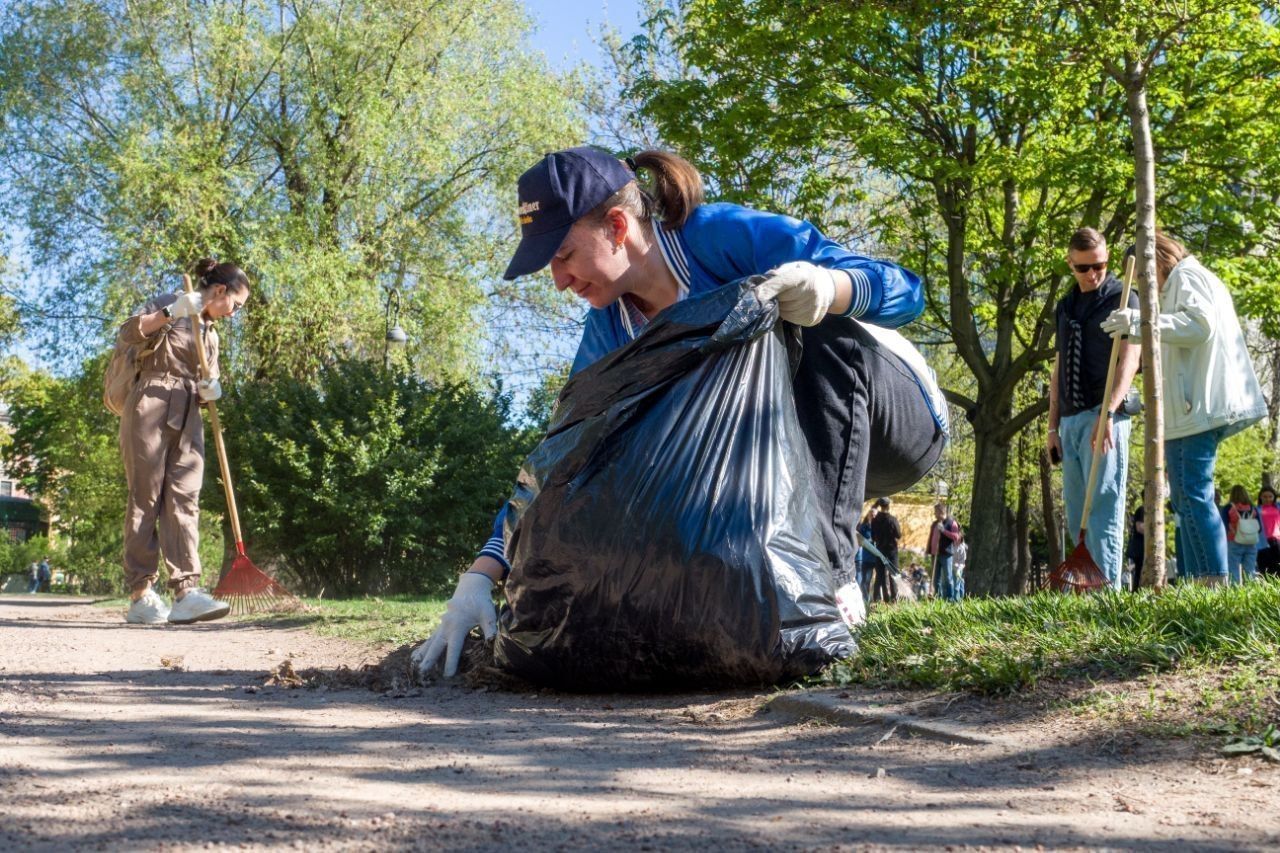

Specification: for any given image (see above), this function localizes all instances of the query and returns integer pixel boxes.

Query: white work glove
[170,291,204,319]
[197,378,222,402]
[411,572,497,679]
[1100,307,1140,339]
[754,261,838,327]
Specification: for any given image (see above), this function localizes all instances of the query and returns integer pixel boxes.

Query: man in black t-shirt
[1047,227,1141,589]
[868,497,901,603]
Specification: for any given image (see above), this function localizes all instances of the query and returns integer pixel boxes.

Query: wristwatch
[161,305,174,319]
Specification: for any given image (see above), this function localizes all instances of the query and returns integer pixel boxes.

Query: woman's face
[1262,490,1276,506]
[548,214,632,310]
[204,284,248,320]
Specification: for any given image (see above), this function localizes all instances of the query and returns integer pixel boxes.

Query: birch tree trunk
[1125,57,1166,588]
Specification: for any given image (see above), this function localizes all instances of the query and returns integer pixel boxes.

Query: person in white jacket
[1102,233,1266,584]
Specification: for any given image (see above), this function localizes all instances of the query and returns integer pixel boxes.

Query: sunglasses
[1071,261,1108,273]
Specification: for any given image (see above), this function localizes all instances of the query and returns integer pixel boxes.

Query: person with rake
[1047,227,1142,590]
[414,147,949,678]
[117,259,248,624]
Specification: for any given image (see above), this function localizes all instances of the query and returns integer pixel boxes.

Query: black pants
[1259,539,1280,577]
[792,320,946,587]
[873,549,899,603]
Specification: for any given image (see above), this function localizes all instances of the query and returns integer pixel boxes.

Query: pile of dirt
[260,635,533,695]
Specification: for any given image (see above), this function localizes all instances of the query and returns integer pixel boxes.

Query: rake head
[1048,538,1107,594]
[212,547,303,616]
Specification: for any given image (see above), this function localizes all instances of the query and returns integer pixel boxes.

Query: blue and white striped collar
[654,221,692,292]
[617,221,691,341]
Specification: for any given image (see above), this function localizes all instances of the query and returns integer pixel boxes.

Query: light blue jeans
[1227,541,1257,584]
[1166,426,1228,580]
[933,553,958,602]
[1060,407,1131,589]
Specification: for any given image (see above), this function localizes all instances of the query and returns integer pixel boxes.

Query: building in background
[0,402,47,543]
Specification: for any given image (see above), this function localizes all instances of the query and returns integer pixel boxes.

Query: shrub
[220,358,536,596]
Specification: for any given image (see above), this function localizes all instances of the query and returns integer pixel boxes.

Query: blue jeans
[933,553,959,601]
[1060,407,1131,589]
[1227,541,1258,584]
[1166,427,1228,579]
[856,557,872,598]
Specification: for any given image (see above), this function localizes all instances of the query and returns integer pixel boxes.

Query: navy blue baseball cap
[503,147,635,280]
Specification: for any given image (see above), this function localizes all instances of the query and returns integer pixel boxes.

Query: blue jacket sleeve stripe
[840,267,873,318]
[475,507,512,576]
[477,536,511,573]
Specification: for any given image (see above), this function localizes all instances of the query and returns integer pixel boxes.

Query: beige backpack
[102,325,173,416]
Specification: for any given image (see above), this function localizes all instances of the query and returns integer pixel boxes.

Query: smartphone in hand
[1049,445,1062,466]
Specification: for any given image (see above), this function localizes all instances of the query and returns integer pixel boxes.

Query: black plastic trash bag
[495,279,856,690]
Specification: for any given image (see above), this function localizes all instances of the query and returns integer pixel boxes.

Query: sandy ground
[1,595,1278,852]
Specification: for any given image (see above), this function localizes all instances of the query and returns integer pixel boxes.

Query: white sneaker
[126,589,171,624]
[168,589,231,624]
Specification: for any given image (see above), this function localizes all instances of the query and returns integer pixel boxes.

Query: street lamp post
[384,286,408,370]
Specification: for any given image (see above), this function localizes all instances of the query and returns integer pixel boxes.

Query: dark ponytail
[587,149,706,230]
[191,257,250,295]
[631,150,704,228]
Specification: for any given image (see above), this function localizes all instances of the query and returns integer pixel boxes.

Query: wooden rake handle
[1079,254,1136,539]
[183,274,245,548]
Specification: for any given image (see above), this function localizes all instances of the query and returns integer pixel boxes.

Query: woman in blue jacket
[415,147,946,677]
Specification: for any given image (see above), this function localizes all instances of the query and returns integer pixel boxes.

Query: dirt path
[1,595,1277,851]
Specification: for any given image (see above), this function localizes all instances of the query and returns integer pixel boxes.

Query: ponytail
[586,149,706,230]
[631,150,704,228]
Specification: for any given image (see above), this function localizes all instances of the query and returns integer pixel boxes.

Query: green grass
[823,579,1280,695]
[242,595,448,647]
[96,593,448,648]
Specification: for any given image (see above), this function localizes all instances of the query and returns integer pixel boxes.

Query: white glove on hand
[754,261,838,327]
[198,378,222,402]
[170,291,204,319]
[411,572,497,679]
[1100,307,1140,339]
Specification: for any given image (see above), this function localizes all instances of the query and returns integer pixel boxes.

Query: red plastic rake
[184,274,301,615]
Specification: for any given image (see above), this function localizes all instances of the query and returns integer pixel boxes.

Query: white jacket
[1156,255,1265,441]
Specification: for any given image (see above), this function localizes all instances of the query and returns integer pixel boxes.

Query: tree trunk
[966,427,1014,596]
[1125,62,1166,588]
[1265,340,1280,490]
[1012,471,1032,595]
[1039,447,1064,572]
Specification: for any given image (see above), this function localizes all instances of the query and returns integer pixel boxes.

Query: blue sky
[523,0,647,70]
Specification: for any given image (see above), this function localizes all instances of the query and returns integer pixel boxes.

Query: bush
[220,358,537,596]
[0,535,52,578]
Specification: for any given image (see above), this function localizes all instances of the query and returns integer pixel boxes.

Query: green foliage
[0,535,52,577]
[1216,423,1274,500]
[219,358,536,597]
[1223,723,1280,762]
[0,0,583,380]
[0,358,128,593]
[824,580,1280,694]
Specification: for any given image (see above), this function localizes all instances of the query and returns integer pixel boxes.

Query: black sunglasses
[1072,262,1108,273]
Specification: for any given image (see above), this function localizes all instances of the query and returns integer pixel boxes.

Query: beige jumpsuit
[118,294,219,593]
